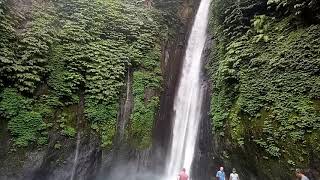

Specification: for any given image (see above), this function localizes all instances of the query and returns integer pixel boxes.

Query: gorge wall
[1,0,320,180]
[208,0,320,179]
[0,0,202,179]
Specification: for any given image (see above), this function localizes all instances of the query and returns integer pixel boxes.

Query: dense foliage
[209,0,320,177]
[0,89,49,147]
[268,0,320,23]
[0,0,167,149]
[131,68,162,149]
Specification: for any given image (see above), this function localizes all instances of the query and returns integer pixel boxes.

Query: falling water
[119,69,131,142]
[164,0,211,179]
[70,131,81,180]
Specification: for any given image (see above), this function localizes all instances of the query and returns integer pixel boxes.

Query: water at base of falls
[162,0,211,179]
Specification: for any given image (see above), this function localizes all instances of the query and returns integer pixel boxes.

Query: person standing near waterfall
[295,169,310,180]
[229,168,240,180]
[178,168,189,180]
[216,166,226,180]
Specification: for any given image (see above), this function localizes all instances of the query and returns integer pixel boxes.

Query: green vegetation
[0,89,48,147]
[267,0,320,21]
[8,111,46,147]
[0,89,31,118]
[85,98,118,148]
[0,0,167,149]
[130,69,162,149]
[209,0,320,177]
[1,0,319,178]
[0,0,16,88]
[57,111,77,138]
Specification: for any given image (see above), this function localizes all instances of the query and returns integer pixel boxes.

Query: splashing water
[163,0,211,179]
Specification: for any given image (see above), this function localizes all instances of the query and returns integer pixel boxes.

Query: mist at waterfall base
[97,0,210,179]
[97,163,163,180]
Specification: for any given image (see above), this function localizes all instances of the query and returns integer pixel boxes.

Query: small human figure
[229,168,240,180]
[216,166,226,180]
[296,169,310,180]
[178,168,189,180]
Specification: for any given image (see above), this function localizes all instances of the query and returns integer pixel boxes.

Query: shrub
[8,111,46,147]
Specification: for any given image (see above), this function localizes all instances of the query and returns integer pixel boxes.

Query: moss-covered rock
[209,0,320,178]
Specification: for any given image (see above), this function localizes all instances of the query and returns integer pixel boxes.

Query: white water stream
[70,131,81,180]
[163,0,211,179]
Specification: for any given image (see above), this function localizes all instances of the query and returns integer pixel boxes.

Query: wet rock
[31,131,101,180]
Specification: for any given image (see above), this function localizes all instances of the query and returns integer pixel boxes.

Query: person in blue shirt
[216,166,226,180]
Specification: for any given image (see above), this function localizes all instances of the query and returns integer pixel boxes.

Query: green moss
[54,142,62,149]
[56,106,77,138]
[228,101,245,146]
[209,0,320,174]
[85,98,118,149]
[130,67,162,149]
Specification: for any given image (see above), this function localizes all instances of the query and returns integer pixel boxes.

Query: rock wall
[0,103,101,180]
[101,0,204,178]
[207,0,320,179]
[0,1,100,178]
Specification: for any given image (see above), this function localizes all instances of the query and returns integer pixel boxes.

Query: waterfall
[163,0,211,178]
[70,131,81,180]
[119,69,131,142]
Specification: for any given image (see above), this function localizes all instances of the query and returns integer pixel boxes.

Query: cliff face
[207,0,320,179]
[103,0,203,177]
[0,0,202,179]
[1,0,320,179]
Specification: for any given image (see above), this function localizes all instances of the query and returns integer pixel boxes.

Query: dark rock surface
[31,131,101,180]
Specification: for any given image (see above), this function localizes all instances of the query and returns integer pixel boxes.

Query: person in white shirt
[229,168,240,180]
[295,169,310,180]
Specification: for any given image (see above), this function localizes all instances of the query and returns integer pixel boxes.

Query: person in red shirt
[178,168,189,180]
